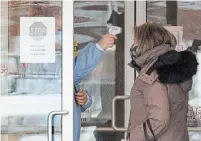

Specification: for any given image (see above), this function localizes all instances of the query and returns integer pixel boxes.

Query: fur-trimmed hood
[132,44,198,84]
[153,50,198,84]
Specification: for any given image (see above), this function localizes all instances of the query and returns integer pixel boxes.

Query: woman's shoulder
[133,76,167,94]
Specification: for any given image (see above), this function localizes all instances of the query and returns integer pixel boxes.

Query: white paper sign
[20,17,55,63]
[164,26,183,51]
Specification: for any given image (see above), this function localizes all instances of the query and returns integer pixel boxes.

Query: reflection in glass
[74,1,125,141]
[0,1,62,141]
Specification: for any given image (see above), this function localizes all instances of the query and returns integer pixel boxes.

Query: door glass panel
[147,1,201,140]
[0,1,62,141]
[74,1,125,141]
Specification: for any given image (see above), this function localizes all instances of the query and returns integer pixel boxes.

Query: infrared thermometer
[108,26,122,49]
[109,26,122,36]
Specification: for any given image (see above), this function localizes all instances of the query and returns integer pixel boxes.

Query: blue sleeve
[73,42,104,85]
[81,90,92,112]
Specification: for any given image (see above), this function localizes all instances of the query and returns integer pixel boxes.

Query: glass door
[0,1,73,141]
[74,1,134,141]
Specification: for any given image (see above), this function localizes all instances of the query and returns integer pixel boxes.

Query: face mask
[128,44,141,70]
[130,44,137,60]
[198,45,201,51]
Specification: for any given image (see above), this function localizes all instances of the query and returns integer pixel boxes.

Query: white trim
[164,26,184,51]
[136,1,147,25]
[95,43,104,52]
[0,1,8,97]
[124,1,135,139]
[0,96,61,116]
[0,2,8,140]
[62,1,73,141]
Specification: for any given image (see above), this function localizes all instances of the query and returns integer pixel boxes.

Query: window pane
[147,1,201,140]
[1,1,62,141]
[74,1,125,141]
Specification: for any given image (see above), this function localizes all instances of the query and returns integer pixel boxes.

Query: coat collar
[134,44,172,84]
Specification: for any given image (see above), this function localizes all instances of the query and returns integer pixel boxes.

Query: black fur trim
[153,50,198,84]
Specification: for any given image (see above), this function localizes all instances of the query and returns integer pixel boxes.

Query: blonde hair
[134,23,177,57]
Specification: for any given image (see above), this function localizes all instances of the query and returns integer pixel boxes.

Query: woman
[128,23,198,141]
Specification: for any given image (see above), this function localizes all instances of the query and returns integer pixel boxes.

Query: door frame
[0,1,74,141]
[124,0,135,139]
[62,1,73,141]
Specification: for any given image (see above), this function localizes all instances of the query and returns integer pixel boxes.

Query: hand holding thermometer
[108,26,122,49]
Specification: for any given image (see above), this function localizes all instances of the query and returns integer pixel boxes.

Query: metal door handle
[48,110,69,141]
[112,95,130,131]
